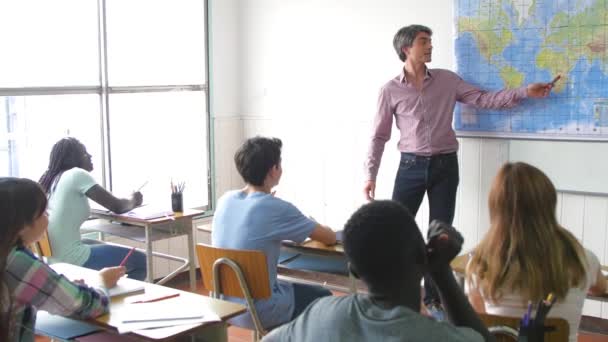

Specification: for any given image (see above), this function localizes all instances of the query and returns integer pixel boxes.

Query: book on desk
[92,205,173,220]
[51,263,144,297]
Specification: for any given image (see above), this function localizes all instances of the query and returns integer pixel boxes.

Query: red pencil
[119,247,136,267]
[131,293,180,304]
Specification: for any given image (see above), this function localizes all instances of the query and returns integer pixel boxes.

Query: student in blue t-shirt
[212,136,336,330]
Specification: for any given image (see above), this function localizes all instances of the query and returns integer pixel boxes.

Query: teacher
[363,24,557,320]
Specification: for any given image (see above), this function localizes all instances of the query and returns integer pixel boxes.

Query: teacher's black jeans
[392,152,459,306]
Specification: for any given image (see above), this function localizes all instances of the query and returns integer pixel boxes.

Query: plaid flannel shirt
[5,246,108,342]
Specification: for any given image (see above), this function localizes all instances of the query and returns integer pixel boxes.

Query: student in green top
[39,137,146,280]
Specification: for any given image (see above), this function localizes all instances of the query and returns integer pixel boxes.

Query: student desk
[450,254,608,302]
[85,209,204,291]
[49,263,245,341]
[281,240,366,293]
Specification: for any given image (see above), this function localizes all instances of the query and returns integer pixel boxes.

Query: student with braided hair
[39,137,146,280]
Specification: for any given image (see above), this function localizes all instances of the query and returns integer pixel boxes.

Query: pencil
[136,181,148,192]
[131,293,180,304]
[119,247,136,267]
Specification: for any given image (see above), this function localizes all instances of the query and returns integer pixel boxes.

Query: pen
[136,181,148,192]
[523,301,532,326]
[119,247,136,267]
[131,293,180,304]
[550,75,561,87]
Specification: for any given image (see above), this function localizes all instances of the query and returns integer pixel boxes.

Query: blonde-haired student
[0,177,124,342]
[466,162,607,342]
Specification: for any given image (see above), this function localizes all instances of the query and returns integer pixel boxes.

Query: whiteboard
[509,140,608,195]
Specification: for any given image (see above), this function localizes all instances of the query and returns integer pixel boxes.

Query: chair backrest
[479,313,569,342]
[196,243,271,299]
[30,231,52,257]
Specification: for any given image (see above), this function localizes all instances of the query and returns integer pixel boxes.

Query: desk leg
[145,224,154,283]
[187,219,196,291]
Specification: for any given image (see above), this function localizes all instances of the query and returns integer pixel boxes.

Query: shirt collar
[399,67,433,84]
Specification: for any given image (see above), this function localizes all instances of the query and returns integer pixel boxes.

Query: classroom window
[0,0,210,210]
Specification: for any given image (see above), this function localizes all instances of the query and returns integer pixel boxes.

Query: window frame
[0,0,213,212]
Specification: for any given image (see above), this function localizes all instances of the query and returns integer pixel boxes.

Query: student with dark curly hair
[265,200,492,342]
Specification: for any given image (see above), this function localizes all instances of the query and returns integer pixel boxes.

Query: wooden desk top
[92,208,204,225]
[450,253,469,275]
[283,239,344,255]
[51,263,245,340]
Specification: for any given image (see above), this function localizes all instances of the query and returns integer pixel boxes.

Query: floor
[34,275,608,342]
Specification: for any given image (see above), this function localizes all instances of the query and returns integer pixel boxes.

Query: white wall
[209,0,245,198]
[209,0,608,318]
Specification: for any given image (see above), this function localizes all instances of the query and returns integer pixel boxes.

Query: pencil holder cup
[171,193,183,212]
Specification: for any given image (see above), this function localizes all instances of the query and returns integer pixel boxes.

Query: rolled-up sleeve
[456,76,528,109]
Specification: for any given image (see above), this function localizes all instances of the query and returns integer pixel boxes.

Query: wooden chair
[479,313,569,342]
[196,243,271,341]
[30,231,52,258]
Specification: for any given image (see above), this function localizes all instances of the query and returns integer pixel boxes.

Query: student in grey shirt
[264,201,492,342]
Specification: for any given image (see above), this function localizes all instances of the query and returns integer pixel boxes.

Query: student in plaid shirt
[0,177,125,342]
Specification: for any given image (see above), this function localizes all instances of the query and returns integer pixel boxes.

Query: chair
[479,313,569,342]
[30,231,52,258]
[196,243,271,341]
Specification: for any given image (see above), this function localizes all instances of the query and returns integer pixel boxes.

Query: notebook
[121,205,173,220]
[51,263,144,297]
[35,311,101,340]
[115,304,220,334]
[104,278,145,297]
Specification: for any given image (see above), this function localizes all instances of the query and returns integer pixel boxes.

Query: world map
[454,0,608,139]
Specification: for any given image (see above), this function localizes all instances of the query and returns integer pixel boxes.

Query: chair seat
[280,253,349,276]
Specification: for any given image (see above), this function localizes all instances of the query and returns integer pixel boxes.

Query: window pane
[0,95,103,182]
[106,0,206,86]
[0,0,99,87]
[108,92,208,208]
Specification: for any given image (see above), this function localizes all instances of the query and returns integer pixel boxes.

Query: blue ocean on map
[455,0,608,137]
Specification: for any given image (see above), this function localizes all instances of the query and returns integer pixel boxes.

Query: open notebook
[115,303,220,334]
[51,263,144,297]
[120,205,173,220]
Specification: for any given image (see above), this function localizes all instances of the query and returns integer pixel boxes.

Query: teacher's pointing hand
[527,75,561,98]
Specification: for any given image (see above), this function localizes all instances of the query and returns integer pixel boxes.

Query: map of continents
[455,0,608,139]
